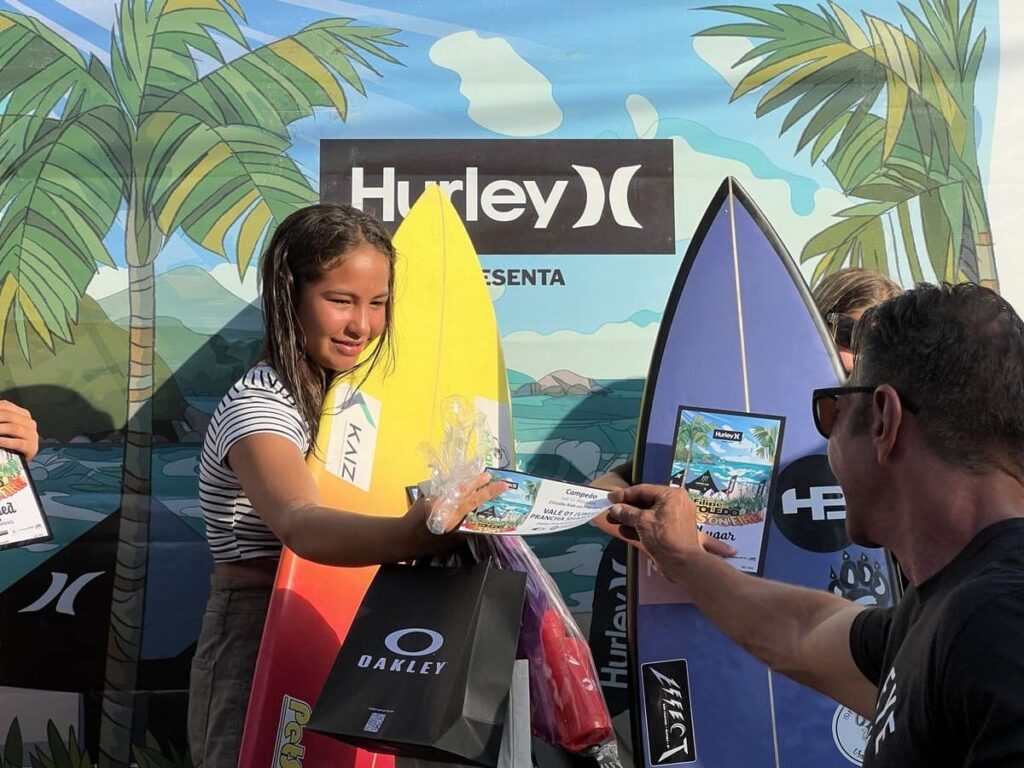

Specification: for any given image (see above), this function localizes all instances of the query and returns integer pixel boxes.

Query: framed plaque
[0,449,51,551]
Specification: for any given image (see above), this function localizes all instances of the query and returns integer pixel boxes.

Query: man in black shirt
[608,282,1024,767]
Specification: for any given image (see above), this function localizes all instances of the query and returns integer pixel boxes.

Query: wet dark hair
[852,282,1024,480]
[259,204,396,443]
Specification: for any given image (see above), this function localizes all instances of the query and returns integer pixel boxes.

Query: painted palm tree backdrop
[0,1,402,764]
[698,0,995,290]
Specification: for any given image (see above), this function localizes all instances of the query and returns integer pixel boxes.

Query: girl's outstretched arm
[229,433,504,566]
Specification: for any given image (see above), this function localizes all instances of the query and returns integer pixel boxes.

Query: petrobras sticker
[475,396,514,470]
[320,139,675,254]
[832,704,870,765]
[274,694,312,767]
[326,383,381,491]
[641,659,697,765]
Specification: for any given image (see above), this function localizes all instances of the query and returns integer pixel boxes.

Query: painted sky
[3,0,1004,377]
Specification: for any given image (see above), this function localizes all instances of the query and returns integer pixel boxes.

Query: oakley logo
[19,571,104,616]
[351,164,642,231]
[782,486,845,521]
[384,628,444,657]
[358,627,448,675]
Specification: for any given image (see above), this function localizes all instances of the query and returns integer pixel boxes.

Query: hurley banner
[320,139,675,254]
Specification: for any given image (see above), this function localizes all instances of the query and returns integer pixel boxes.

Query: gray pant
[188,572,273,768]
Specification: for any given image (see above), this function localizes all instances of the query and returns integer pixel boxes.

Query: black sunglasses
[812,386,920,439]
[825,312,857,349]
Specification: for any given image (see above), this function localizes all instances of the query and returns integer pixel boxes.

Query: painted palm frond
[164,20,402,133]
[0,106,129,357]
[112,0,249,123]
[140,20,401,271]
[141,119,315,272]
[699,0,995,290]
[701,2,965,163]
[0,13,120,154]
[0,12,129,360]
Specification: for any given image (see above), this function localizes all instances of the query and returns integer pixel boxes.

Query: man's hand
[0,401,39,462]
[607,484,736,572]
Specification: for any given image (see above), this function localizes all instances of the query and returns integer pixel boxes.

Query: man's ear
[872,385,903,464]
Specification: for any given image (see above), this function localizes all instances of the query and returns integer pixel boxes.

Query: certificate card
[459,469,611,535]
[669,406,785,575]
[0,449,51,551]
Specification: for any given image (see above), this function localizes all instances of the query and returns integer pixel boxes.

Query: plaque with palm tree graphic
[670,406,785,575]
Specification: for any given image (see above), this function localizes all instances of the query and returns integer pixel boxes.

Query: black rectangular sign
[641,659,698,765]
[320,139,674,254]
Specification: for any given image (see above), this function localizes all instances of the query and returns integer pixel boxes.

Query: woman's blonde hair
[812,267,902,317]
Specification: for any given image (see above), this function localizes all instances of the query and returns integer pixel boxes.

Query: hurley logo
[321,139,675,254]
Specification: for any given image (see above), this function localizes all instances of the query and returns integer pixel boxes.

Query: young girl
[187,204,504,766]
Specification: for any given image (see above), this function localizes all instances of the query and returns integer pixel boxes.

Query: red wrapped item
[539,609,615,751]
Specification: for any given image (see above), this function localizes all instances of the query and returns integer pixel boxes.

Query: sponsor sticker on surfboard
[325,383,382,491]
[640,659,697,765]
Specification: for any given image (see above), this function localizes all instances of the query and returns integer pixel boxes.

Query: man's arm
[608,483,878,717]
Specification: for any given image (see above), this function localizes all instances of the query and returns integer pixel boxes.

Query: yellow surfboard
[241,185,514,768]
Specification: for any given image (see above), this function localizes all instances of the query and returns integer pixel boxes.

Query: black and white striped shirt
[199,363,311,562]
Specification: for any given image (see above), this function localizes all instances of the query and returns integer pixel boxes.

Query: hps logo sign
[770,455,850,553]
[320,139,675,254]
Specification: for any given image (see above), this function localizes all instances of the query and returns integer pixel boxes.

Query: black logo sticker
[642,659,697,765]
[770,455,850,553]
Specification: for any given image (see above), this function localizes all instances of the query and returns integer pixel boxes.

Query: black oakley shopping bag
[309,560,527,767]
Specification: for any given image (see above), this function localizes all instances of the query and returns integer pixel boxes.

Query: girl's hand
[408,472,510,536]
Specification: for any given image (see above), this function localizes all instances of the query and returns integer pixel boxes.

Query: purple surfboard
[628,178,898,768]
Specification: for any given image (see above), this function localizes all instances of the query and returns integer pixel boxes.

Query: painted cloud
[431,31,562,137]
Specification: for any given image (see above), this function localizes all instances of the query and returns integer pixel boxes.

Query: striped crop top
[198,363,311,562]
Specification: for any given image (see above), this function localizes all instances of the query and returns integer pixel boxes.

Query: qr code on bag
[364,712,386,733]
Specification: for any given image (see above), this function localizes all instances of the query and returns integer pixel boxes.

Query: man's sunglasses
[825,312,857,349]
[812,386,920,439]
